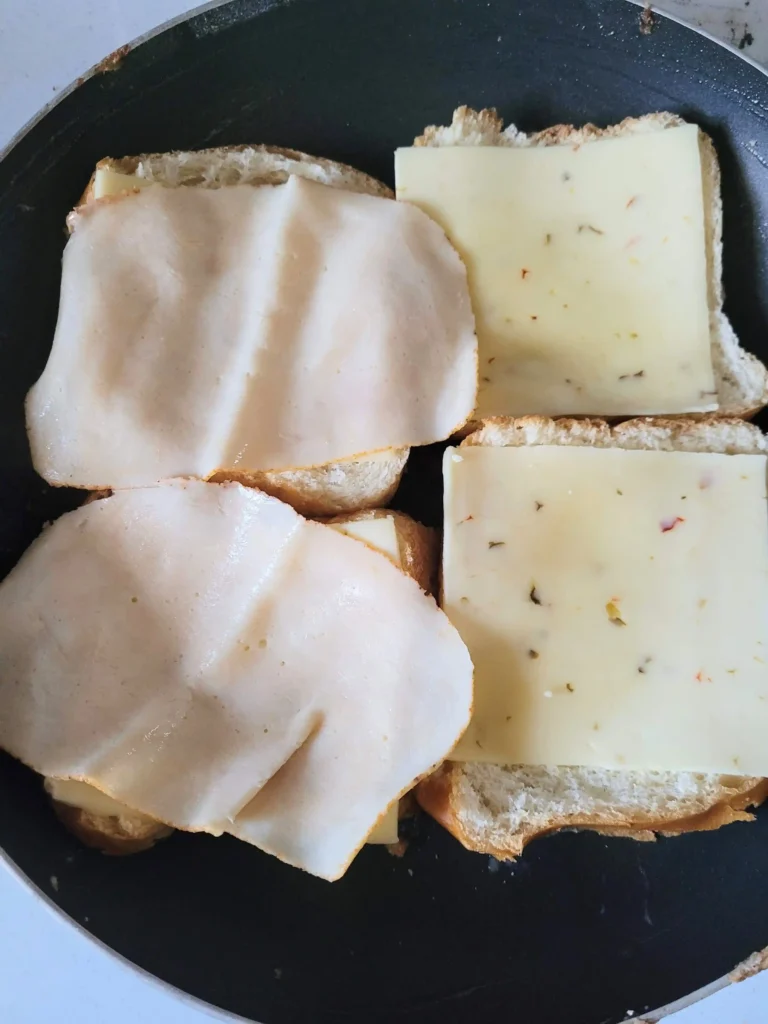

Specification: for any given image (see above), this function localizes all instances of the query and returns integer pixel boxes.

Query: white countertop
[0,1,767,1022]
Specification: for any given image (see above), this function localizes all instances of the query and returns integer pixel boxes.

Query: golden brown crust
[459,414,768,454]
[416,768,768,860]
[414,106,682,149]
[50,800,172,856]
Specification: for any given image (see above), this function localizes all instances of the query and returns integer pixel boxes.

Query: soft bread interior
[420,763,768,860]
[417,414,768,858]
[81,144,394,204]
[412,106,768,419]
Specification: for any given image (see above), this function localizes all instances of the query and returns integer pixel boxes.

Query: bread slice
[72,145,408,518]
[413,106,768,419]
[209,450,408,520]
[44,778,172,856]
[417,414,768,859]
[45,505,437,854]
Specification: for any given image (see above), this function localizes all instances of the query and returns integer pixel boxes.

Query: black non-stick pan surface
[1,1,767,1022]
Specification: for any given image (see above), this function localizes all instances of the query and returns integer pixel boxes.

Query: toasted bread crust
[417,766,768,860]
[50,799,172,856]
[460,414,768,454]
[77,144,393,210]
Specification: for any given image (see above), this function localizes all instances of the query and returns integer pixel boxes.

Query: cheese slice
[92,167,155,200]
[45,777,153,820]
[396,124,716,417]
[443,445,768,774]
[0,482,472,880]
[330,515,400,565]
[365,808,398,845]
[28,176,477,488]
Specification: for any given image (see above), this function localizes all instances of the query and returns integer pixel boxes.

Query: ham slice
[27,176,477,488]
[0,481,472,879]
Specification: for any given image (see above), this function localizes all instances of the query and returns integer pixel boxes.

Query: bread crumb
[50,875,59,892]
[639,6,657,37]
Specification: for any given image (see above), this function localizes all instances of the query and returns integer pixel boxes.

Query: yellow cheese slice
[0,482,472,880]
[28,176,477,488]
[329,515,400,564]
[92,167,155,200]
[46,777,152,820]
[396,124,716,417]
[443,444,768,774]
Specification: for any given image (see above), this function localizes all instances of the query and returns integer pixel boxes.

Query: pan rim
[0,843,248,1022]
[0,1,766,1022]
[1,0,766,167]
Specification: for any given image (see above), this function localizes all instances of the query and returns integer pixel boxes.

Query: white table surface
[1,1,767,1022]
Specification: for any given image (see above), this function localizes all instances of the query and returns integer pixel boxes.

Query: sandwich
[418,415,768,858]
[8,108,768,885]
[43,504,438,855]
[396,107,768,419]
[26,144,478,515]
[0,481,472,880]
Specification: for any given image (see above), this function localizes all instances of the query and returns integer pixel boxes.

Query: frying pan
[1,1,767,1022]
